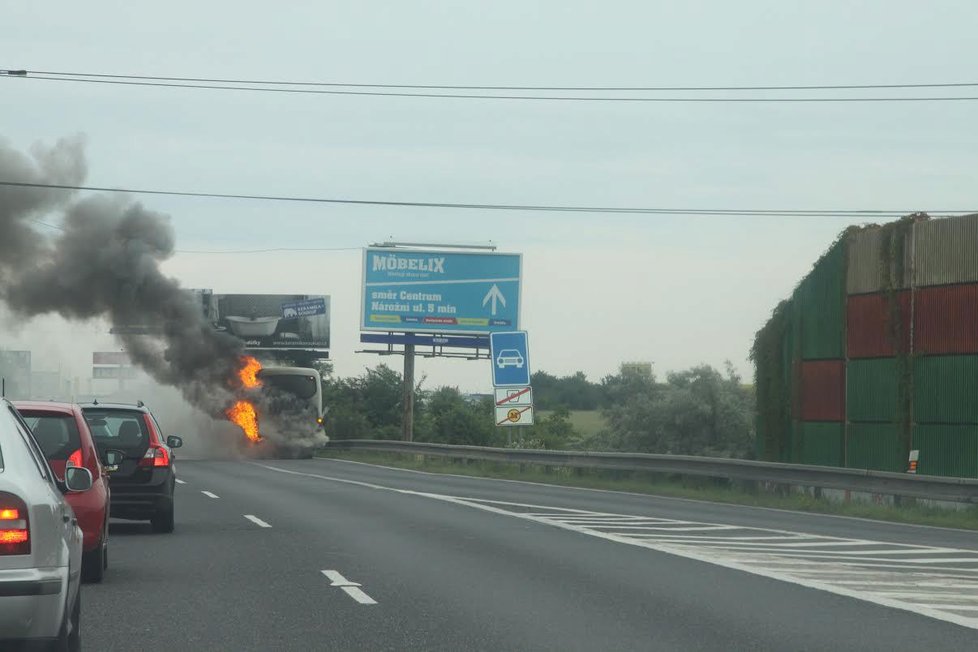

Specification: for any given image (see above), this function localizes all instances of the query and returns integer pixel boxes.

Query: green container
[913,355,978,424]
[912,424,978,478]
[798,421,844,467]
[846,423,906,472]
[795,242,846,360]
[847,358,900,422]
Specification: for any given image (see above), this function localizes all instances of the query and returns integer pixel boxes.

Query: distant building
[0,350,32,400]
[620,362,653,379]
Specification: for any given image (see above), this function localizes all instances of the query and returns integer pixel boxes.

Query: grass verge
[318,449,978,531]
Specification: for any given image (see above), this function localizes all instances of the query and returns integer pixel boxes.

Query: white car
[1,399,91,651]
[496,349,525,369]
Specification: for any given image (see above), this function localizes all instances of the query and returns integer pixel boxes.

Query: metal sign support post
[402,343,415,442]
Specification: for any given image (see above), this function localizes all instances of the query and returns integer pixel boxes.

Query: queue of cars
[0,398,181,651]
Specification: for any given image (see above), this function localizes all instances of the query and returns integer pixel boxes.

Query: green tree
[417,387,494,446]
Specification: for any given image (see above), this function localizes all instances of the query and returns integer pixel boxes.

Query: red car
[13,401,111,583]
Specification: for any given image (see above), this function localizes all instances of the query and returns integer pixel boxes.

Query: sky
[2,1,978,394]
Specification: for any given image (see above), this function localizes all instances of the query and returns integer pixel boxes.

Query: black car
[78,402,182,533]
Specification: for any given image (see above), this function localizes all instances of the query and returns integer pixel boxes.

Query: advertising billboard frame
[360,247,522,336]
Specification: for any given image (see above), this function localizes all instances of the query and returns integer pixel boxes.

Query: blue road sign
[362,248,521,334]
[490,331,531,386]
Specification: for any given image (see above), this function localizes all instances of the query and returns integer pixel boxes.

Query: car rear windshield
[20,411,82,461]
[261,373,318,400]
[82,409,150,452]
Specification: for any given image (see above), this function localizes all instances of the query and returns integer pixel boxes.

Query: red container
[914,284,978,355]
[847,291,911,358]
[800,360,845,421]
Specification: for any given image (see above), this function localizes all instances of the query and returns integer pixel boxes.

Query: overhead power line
[7,69,978,92]
[4,70,978,102]
[2,180,970,218]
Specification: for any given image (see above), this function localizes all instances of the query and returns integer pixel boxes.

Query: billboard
[0,350,32,400]
[93,351,131,365]
[193,291,330,351]
[361,248,521,334]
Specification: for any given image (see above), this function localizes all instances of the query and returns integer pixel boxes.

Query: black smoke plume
[0,137,244,413]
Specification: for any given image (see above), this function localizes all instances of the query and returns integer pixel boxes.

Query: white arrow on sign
[482,284,507,316]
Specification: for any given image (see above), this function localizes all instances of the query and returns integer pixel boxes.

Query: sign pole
[402,343,415,441]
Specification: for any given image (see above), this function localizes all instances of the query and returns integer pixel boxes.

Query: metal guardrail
[324,439,978,504]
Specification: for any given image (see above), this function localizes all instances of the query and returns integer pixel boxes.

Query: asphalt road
[83,458,978,651]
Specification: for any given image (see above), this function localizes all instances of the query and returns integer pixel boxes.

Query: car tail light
[67,448,83,469]
[138,445,170,468]
[0,493,30,555]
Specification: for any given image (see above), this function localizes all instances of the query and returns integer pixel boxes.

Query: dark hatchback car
[78,402,182,533]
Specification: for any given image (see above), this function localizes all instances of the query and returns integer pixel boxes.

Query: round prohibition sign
[507,408,522,423]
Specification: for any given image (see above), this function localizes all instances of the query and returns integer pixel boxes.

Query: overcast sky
[3,1,978,393]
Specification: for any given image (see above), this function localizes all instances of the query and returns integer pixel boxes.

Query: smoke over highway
[0,136,244,415]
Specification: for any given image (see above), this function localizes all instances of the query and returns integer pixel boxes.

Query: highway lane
[82,458,977,651]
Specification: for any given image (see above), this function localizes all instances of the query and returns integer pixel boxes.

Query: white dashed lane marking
[175,478,187,485]
[321,570,377,605]
[201,491,219,499]
[243,514,272,528]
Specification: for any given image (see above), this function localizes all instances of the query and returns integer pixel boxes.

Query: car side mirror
[103,449,125,470]
[167,436,183,449]
[64,467,93,493]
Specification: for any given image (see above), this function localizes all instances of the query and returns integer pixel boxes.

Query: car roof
[11,400,81,416]
[76,401,150,412]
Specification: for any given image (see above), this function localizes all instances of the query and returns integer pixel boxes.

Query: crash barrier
[324,439,978,504]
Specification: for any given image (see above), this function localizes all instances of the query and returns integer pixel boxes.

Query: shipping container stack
[756,213,978,478]
[910,215,978,477]
[793,241,847,467]
[845,224,914,473]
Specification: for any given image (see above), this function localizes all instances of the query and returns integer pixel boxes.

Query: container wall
[914,214,978,287]
[798,422,844,467]
[800,360,845,421]
[914,284,978,355]
[846,358,900,422]
[913,354,978,424]
[847,423,907,472]
[797,242,846,360]
[912,424,978,478]
[846,227,912,295]
[846,291,911,358]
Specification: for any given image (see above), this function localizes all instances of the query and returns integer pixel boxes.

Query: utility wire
[25,217,360,254]
[4,72,978,102]
[3,180,969,218]
[7,68,978,92]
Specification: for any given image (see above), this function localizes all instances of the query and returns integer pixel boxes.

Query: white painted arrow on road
[482,284,507,316]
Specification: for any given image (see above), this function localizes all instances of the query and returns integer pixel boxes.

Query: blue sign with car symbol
[490,331,531,386]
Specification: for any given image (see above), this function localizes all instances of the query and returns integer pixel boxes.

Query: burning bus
[190,291,331,457]
[226,356,328,458]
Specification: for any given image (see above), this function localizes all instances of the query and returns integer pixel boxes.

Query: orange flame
[226,400,262,442]
[239,355,262,389]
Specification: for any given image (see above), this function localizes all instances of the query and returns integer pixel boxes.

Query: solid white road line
[244,514,272,528]
[175,479,187,485]
[321,570,377,605]
[201,491,219,499]
[254,463,978,630]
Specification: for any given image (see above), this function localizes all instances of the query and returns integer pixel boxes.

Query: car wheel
[151,505,175,533]
[82,541,106,583]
